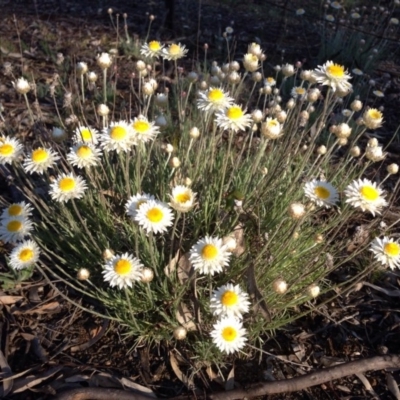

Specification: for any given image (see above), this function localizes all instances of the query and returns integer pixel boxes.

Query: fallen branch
[209,355,400,400]
[54,388,155,400]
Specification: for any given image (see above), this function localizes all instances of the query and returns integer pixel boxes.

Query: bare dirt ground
[1,0,400,399]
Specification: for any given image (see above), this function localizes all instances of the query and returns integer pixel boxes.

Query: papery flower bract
[370,237,400,270]
[210,283,250,319]
[49,173,88,203]
[363,108,383,130]
[140,40,164,58]
[102,253,143,289]
[97,52,112,69]
[0,217,33,244]
[9,239,40,270]
[1,202,33,221]
[344,178,387,216]
[73,125,99,145]
[365,145,386,162]
[134,200,174,234]
[313,61,352,93]
[210,316,248,354]
[125,193,156,220]
[13,77,30,94]
[215,104,252,133]
[23,147,60,174]
[261,118,282,139]
[169,185,196,213]
[161,43,188,60]
[99,120,135,153]
[197,87,234,113]
[189,236,230,275]
[0,136,23,165]
[67,143,102,168]
[131,115,159,143]
[243,53,259,72]
[304,180,339,208]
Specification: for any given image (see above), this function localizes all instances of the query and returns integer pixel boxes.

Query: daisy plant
[1,36,399,369]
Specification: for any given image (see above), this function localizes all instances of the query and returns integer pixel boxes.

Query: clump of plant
[1,37,399,368]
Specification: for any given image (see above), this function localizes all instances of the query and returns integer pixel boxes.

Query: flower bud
[97,104,110,116]
[308,285,320,298]
[88,71,98,82]
[77,268,90,280]
[155,114,167,128]
[273,279,288,294]
[335,123,352,138]
[173,326,187,340]
[282,63,295,77]
[13,77,30,94]
[317,145,327,155]
[288,202,306,219]
[387,163,399,175]
[350,146,361,157]
[103,248,115,260]
[169,157,181,168]
[286,98,295,109]
[97,52,112,69]
[187,71,198,82]
[350,99,362,112]
[76,62,88,76]
[51,127,67,142]
[141,267,154,283]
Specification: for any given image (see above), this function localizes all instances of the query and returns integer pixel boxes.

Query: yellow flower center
[326,64,345,78]
[59,177,76,192]
[0,144,14,156]
[208,89,224,102]
[314,186,330,199]
[175,192,190,203]
[296,87,306,94]
[76,145,93,158]
[32,148,49,163]
[266,77,275,83]
[149,41,161,52]
[8,204,23,216]
[114,259,132,275]
[147,207,163,222]
[384,242,400,257]
[134,120,150,133]
[201,244,218,260]
[359,185,379,201]
[227,106,243,120]
[79,128,93,141]
[368,109,382,120]
[221,327,237,342]
[221,290,239,306]
[110,126,128,141]
[169,44,181,55]
[7,220,22,232]
[268,119,278,127]
[19,248,34,262]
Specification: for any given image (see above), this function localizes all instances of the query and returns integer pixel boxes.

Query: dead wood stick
[54,387,155,400]
[209,355,400,400]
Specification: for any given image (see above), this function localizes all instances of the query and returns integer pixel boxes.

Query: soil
[1,0,400,399]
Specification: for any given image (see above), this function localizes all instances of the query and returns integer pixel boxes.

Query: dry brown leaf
[225,366,235,391]
[70,319,109,353]
[232,224,246,257]
[0,350,13,397]
[12,366,63,394]
[175,303,197,331]
[12,301,60,315]
[165,251,192,284]
[0,295,23,305]
[206,366,224,386]
[169,352,196,390]
[119,377,157,398]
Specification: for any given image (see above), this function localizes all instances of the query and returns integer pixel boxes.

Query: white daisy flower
[1,202,33,221]
[210,316,248,354]
[304,180,339,208]
[73,125,99,145]
[125,193,156,220]
[261,118,282,139]
[49,173,88,203]
[264,77,276,87]
[313,61,352,93]
[189,236,231,275]
[140,40,164,58]
[131,115,159,144]
[330,1,342,9]
[102,253,143,289]
[215,104,252,133]
[134,200,174,234]
[0,217,33,243]
[325,14,335,22]
[210,283,250,319]
[0,136,23,165]
[370,237,400,270]
[373,90,384,98]
[9,240,40,270]
[161,43,188,61]
[344,178,387,216]
[23,147,60,175]
[99,120,135,153]
[351,12,361,19]
[197,87,234,113]
[363,108,383,130]
[13,77,31,94]
[291,86,307,100]
[67,143,102,169]
[169,185,196,213]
